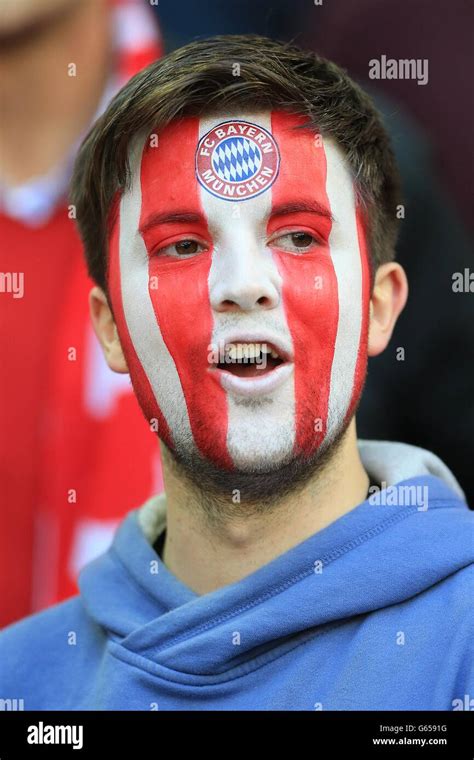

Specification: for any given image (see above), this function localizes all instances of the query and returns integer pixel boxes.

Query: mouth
[216,341,285,377]
[209,338,294,397]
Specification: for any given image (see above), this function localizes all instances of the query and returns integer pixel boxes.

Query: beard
[158,401,357,531]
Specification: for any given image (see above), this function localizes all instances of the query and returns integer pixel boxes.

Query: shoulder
[423,563,474,653]
[440,564,474,694]
[0,597,104,708]
[0,596,85,647]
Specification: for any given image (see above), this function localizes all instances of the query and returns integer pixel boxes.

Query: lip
[208,332,294,398]
[211,361,294,398]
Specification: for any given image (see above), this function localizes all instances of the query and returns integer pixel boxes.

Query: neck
[0,0,111,184]
[159,420,369,595]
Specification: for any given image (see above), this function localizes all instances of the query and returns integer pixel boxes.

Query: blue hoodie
[1,441,473,711]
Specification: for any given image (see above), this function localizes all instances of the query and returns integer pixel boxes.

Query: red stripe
[139,118,233,469]
[269,112,339,455]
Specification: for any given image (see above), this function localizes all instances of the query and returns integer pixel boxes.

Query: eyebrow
[270,200,334,223]
[139,199,335,234]
[139,210,203,234]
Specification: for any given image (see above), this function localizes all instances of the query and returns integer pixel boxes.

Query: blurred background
[1,0,472,628]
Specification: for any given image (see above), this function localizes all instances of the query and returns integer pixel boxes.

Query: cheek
[107,209,174,449]
[147,255,213,371]
[146,256,234,469]
[274,249,339,454]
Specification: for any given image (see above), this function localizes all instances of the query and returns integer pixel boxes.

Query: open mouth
[216,342,286,378]
[209,339,294,397]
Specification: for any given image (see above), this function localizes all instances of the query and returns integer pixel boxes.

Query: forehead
[128,110,354,228]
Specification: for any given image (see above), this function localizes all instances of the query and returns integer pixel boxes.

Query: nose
[209,237,281,313]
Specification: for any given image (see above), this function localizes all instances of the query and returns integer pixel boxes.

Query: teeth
[225,342,280,362]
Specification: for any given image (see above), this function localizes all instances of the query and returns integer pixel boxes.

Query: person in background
[0,0,163,627]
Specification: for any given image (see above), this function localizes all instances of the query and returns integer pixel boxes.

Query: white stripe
[324,138,363,442]
[199,113,295,471]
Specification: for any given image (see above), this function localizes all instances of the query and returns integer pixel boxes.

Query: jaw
[159,412,352,518]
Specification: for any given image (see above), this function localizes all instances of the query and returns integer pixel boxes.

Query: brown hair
[70,34,401,292]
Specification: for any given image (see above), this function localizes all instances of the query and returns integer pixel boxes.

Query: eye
[155,238,208,258]
[270,231,320,254]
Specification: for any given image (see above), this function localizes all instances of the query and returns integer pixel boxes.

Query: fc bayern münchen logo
[195,120,280,201]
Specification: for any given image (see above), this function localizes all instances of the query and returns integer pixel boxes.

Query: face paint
[107,110,371,474]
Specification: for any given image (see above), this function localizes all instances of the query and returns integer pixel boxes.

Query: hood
[78,440,472,679]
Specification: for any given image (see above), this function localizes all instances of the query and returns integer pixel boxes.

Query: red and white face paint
[108,111,370,472]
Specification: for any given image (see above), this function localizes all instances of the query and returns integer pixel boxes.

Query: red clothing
[0,0,163,626]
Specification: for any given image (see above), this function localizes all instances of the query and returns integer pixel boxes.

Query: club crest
[195,120,280,201]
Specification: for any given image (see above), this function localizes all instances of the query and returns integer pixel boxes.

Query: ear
[89,286,129,373]
[368,262,408,357]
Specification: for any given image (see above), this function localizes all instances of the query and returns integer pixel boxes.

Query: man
[0,35,472,710]
[0,0,162,625]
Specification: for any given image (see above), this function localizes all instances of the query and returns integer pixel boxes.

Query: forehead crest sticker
[196,120,280,201]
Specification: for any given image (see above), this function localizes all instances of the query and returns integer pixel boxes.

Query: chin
[226,425,295,473]
[223,403,295,472]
